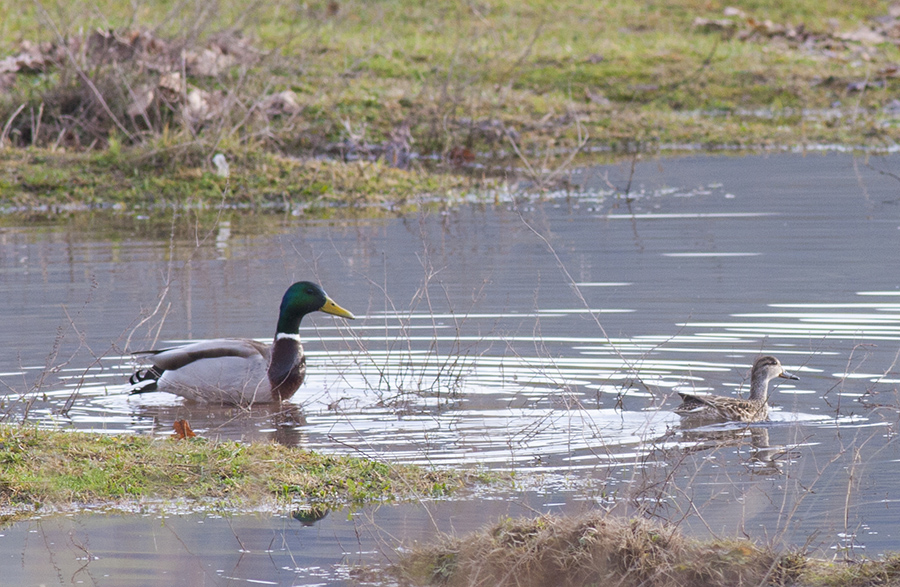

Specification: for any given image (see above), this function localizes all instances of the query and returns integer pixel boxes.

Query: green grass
[0,426,484,513]
[0,147,482,211]
[0,0,898,170]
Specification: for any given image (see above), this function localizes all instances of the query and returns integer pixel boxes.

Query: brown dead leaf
[723,6,746,18]
[158,72,185,96]
[173,419,197,439]
[185,46,236,77]
[0,42,50,74]
[692,17,738,34]
[184,88,224,123]
[126,84,155,118]
[260,90,302,116]
[585,89,611,106]
[447,146,476,165]
[837,26,888,45]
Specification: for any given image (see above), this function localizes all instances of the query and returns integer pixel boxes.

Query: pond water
[4,152,900,584]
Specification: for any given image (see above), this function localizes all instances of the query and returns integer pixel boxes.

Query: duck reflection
[130,402,308,447]
[671,424,788,475]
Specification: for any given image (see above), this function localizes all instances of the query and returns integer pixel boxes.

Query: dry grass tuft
[803,553,900,587]
[391,511,803,587]
[0,27,267,150]
[389,511,900,587]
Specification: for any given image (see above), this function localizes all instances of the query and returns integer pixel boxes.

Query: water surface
[4,152,900,584]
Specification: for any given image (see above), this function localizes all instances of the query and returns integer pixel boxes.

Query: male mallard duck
[674,356,798,423]
[129,281,355,405]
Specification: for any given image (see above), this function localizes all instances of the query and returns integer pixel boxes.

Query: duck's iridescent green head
[277,281,355,334]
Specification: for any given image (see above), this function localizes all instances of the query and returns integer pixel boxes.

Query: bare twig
[0,103,26,148]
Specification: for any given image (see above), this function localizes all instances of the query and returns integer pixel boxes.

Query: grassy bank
[0,148,479,212]
[1,1,899,209]
[0,426,479,516]
[388,512,900,587]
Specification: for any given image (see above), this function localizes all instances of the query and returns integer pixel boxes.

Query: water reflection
[130,402,308,445]
[1,509,374,586]
[671,425,786,475]
[292,504,330,526]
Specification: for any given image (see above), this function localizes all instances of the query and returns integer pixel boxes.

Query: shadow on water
[4,152,900,583]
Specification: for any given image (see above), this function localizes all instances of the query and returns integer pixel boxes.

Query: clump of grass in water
[387,511,900,587]
[390,513,775,586]
[0,426,479,512]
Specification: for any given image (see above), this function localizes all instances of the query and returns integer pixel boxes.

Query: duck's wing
[676,392,741,420]
[675,391,721,413]
[134,338,271,371]
[676,392,765,422]
[131,339,275,404]
[158,354,271,404]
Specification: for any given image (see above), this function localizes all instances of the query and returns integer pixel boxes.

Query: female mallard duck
[129,281,355,405]
[674,355,798,423]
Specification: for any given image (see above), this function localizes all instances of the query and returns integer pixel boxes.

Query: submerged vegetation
[388,512,900,587]
[1,1,900,208]
[0,426,476,516]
